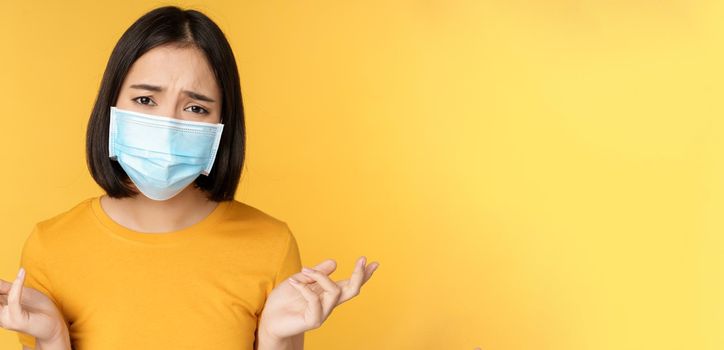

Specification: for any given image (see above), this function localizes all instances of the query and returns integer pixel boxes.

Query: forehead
[123,44,220,96]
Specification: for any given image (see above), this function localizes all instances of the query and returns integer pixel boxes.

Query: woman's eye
[185,105,209,115]
[132,96,156,106]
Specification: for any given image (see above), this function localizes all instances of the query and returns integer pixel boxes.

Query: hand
[259,256,379,341]
[0,267,68,344]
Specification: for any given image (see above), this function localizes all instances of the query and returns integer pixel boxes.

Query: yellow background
[1,1,722,349]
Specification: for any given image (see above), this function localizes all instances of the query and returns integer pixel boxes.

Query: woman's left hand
[258,256,379,341]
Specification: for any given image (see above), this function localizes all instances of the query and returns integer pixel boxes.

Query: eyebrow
[129,83,217,103]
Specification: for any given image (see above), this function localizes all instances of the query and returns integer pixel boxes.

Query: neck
[101,184,220,233]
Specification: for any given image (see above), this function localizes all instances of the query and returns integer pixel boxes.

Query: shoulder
[222,200,299,255]
[225,202,303,290]
[26,197,94,244]
[21,196,97,259]
[224,199,293,236]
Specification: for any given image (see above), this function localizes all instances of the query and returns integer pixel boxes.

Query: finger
[301,267,341,297]
[8,267,25,317]
[0,279,11,294]
[314,259,337,275]
[301,267,341,313]
[288,278,324,328]
[363,261,380,284]
[291,259,337,284]
[339,256,366,303]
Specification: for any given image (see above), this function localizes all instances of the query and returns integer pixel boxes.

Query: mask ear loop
[202,123,224,176]
[108,107,118,160]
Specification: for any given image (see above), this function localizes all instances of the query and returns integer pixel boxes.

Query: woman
[0,6,379,350]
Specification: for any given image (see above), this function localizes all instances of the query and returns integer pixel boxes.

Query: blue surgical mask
[108,106,224,201]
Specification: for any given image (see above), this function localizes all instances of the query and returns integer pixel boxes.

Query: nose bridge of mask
[109,106,224,175]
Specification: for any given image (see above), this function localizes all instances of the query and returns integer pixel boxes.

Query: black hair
[86,5,245,202]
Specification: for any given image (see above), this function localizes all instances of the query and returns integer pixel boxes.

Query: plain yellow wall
[1,0,723,349]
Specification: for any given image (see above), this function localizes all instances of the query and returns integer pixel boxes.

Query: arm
[257,329,303,350]
[291,332,304,350]
[5,276,70,350]
[17,318,70,350]
[26,323,70,350]
[13,225,69,350]
[257,226,304,350]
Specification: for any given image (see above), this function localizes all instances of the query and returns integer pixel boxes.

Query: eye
[132,96,156,106]
[185,105,209,115]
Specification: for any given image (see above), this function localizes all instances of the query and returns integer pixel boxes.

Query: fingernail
[17,267,25,279]
[302,267,314,274]
[289,277,300,284]
[358,256,367,267]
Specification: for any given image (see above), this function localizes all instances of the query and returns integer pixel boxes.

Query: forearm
[257,337,293,350]
[256,324,295,350]
[36,322,71,350]
[36,338,69,350]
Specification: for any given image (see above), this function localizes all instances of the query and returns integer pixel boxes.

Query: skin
[0,43,380,350]
[102,42,223,234]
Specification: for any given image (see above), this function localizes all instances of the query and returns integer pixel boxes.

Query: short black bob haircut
[86,6,245,202]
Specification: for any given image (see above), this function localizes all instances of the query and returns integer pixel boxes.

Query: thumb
[289,259,336,284]
[312,259,337,275]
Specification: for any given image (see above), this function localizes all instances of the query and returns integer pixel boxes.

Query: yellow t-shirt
[17,195,302,349]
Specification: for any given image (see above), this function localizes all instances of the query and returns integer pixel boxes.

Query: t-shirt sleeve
[16,224,61,349]
[272,223,303,289]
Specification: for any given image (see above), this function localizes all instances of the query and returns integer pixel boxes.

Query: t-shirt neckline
[89,195,232,244]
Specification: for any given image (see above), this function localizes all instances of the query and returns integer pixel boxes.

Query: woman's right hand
[0,267,68,345]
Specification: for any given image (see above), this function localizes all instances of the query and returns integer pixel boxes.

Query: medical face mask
[108,106,224,201]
